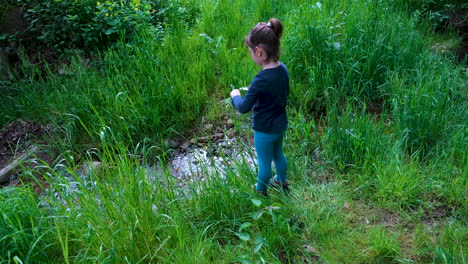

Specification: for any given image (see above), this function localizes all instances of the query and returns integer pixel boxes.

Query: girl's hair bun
[268,18,283,39]
[245,18,283,62]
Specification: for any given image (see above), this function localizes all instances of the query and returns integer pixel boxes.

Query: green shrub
[7,0,199,51]
[392,0,468,31]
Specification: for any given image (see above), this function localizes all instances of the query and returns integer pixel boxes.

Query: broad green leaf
[270,202,282,208]
[238,258,251,264]
[251,199,262,207]
[252,210,265,220]
[254,235,266,245]
[254,242,263,253]
[105,28,116,35]
[239,222,252,232]
[235,232,250,241]
[254,235,268,253]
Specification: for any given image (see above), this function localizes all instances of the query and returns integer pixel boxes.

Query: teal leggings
[254,130,288,192]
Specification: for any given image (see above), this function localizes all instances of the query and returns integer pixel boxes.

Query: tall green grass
[0,187,61,263]
[2,27,217,149]
[0,0,466,263]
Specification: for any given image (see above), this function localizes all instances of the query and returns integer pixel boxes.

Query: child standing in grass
[230,18,289,196]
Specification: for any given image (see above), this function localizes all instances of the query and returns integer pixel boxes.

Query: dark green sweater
[232,62,289,133]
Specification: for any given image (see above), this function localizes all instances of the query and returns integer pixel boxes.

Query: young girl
[230,18,289,196]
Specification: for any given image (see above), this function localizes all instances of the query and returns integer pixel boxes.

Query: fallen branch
[0,146,39,184]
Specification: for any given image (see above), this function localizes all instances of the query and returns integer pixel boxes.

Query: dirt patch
[421,200,454,227]
[450,9,468,64]
[0,4,29,36]
[344,201,405,232]
[0,2,75,82]
[0,119,51,186]
[0,4,31,81]
[365,102,383,116]
[427,4,468,65]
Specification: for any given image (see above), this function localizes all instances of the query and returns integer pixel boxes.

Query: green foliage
[287,110,320,157]
[374,160,426,209]
[324,107,392,172]
[390,56,464,156]
[393,0,468,31]
[0,187,60,263]
[284,0,428,117]
[1,0,467,263]
[7,0,199,51]
[234,199,282,264]
[4,26,218,149]
[360,225,401,263]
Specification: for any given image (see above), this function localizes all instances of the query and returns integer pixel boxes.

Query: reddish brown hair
[245,18,283,62]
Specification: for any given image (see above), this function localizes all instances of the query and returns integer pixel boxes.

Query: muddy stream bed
[0,119,257,197]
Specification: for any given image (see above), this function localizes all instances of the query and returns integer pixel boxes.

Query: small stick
[0,146,39,184]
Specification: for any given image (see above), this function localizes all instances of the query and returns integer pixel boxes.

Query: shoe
[269,176,289,192]
[252,184,268,197]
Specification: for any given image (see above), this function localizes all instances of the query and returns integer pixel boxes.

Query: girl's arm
[232,89,256,114]
[231,76,267,114]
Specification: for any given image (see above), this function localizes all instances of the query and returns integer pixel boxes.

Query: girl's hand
[230,89,241,98]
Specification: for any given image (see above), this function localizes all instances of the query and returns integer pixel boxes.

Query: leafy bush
[393,0,468,31]
[6,0,199,51]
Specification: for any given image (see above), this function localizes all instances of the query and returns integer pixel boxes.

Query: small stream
[48,125,258,203]
[145,134,256,192]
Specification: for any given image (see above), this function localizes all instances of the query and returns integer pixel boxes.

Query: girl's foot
[252,184,268,197]
[269,176,289,192]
